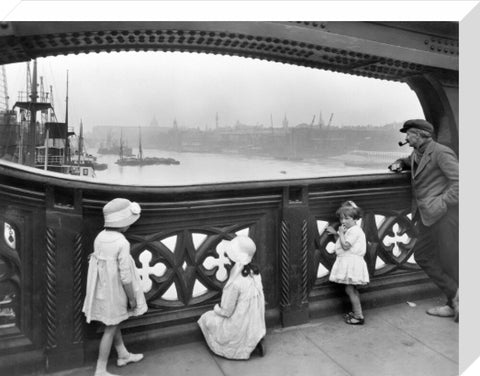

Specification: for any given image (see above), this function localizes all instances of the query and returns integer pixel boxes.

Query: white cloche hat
[103,198,141,228]
[225,235,256,265]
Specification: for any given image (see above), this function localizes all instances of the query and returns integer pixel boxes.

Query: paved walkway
[49,297,458,376]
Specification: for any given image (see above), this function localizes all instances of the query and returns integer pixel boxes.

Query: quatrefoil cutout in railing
[383,223,411,257]
[202,228,249,283]
[138,250,167,293]
[203,240,231,282]
[4,222,16,250]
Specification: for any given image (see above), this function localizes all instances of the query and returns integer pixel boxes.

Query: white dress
[82,230,148,325]
[197,273,266,359]
[329,225,370,285]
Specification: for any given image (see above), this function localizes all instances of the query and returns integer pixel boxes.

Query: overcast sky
[0,2,473,135]
[5,49,424,132]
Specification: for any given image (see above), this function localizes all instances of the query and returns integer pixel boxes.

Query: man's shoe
[426,305,455,318]
[452,289,459,323]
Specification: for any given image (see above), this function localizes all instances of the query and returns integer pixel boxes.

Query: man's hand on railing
[388,160,404,173]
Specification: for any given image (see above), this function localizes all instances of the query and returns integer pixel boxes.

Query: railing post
[280,186,310,327]
[44,185,85,372]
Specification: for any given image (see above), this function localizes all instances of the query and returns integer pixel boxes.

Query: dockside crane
[318,112,325,127]
[327,113,334,127]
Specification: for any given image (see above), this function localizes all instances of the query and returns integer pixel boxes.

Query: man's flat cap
[400,119,434,134]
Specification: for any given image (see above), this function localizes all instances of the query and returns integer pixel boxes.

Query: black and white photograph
[0,1,476,375]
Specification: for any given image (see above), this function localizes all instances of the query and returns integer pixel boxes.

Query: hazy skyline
[5,50,424,132]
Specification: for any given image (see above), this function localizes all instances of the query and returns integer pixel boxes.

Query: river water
[92,149,393,186]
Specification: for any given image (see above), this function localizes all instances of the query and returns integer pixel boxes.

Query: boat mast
[65,70,69,127]
[119,129,124,160]
[138,126,143,160]
[26,59,38,166]
[64,70,69,165]
[78,119,84,165]
[43,127,49,170]
[18,63,29,165]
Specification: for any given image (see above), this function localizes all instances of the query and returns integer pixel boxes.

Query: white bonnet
[103,198,141,228]
[225,235,256,265]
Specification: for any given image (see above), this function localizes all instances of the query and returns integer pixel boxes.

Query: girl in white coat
[82,198,148,376]
[198,235,266,359]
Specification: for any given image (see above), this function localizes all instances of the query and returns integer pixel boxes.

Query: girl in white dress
[82,198,148,376]
[198,235,266,359]
[326,201,369,325]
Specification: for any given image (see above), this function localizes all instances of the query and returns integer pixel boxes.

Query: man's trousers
[413,206,459,304]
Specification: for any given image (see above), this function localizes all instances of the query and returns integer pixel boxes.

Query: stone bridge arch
[0,21,459,152]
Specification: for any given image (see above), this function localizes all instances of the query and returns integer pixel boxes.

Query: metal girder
[0,21,458,83]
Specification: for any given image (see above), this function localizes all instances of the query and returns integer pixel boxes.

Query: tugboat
[116,127,180,166]
[70,119,108,176]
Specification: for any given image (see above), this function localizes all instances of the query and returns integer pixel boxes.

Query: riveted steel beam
[0,21,458,83]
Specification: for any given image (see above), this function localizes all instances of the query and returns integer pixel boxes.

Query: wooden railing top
[0,158,410,194]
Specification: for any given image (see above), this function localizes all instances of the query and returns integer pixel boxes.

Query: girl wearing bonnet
[198,235,266,359]
[82,198,148,376]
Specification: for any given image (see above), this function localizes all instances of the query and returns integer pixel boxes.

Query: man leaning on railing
[389,119,459,322]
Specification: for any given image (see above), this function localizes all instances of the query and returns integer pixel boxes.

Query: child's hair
[242,263,260,277]
[336,200,362,220]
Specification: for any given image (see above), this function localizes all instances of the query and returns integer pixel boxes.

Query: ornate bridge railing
[0,162,438,373]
